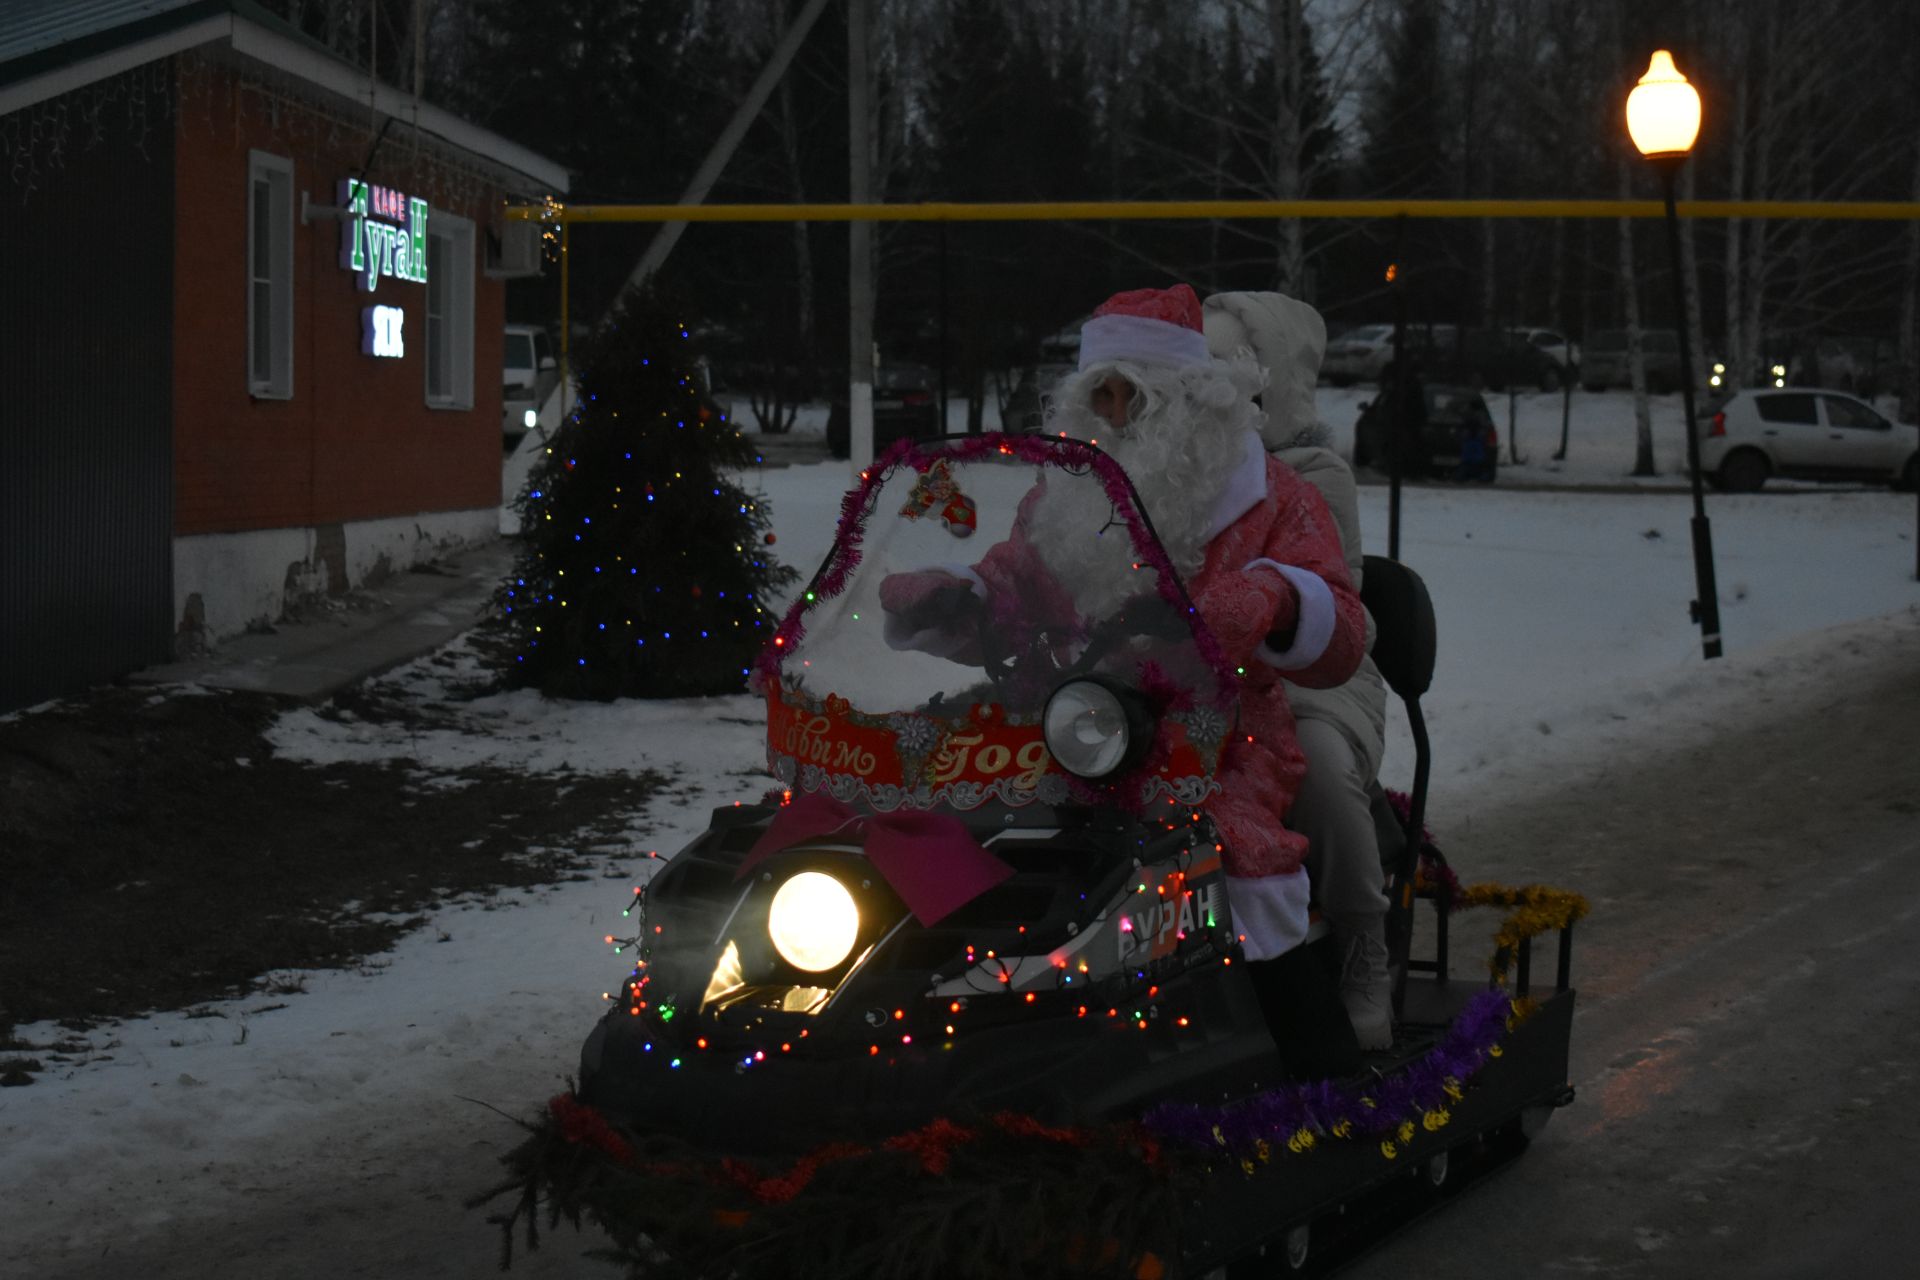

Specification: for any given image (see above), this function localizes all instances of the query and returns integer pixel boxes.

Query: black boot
[1246,944,1363,1081]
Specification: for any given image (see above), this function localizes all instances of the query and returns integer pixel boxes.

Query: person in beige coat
[1202,290,1394,1050]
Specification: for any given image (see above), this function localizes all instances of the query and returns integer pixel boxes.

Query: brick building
[0,1,566,712]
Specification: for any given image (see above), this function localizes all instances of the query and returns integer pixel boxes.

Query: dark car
[1582,328,1682,393]
[827,363,942,458]
[1351,383,1499,482]
[1430,328,1565,393]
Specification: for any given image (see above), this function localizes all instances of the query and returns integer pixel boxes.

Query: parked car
[827,363,943,459]
[1581,328,1682,393]
[1698,388,1920,492]
[1511,326,1580,375]
[503,323,558,446]
[1430,328,1565,392]
[1324,323,1459,386]
[1002,323,1085,431]
[1322,324,1395,385]
[1003,361,1076,432]
[1706,358,1788,391]
[1351,382,1499,482]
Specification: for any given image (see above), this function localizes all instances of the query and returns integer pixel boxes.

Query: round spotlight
[767,871,860,972]
[1043,678,1145,779]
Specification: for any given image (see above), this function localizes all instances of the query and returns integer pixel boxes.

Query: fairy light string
[501,298,793,697]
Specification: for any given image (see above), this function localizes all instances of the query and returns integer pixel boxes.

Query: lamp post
[1629,50,1722,660]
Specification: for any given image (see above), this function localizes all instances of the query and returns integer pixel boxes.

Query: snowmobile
[568,433,1578,1277]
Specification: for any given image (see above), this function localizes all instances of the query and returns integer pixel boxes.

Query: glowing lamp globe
[767,871,860,972]
[1626,51,1701,159]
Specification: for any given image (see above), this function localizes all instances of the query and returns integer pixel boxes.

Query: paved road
[1351,624,1920,1278]
[17,618,1919,1280]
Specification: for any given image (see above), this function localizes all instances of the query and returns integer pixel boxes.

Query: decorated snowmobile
[482,434,1585,1279]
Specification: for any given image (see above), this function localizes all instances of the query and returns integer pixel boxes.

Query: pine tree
[500,289,795,699]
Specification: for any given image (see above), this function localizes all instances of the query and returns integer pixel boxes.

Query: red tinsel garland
[547,1091,633,1165]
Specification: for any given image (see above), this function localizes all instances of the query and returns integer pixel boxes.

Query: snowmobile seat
[1360,554,1435,702]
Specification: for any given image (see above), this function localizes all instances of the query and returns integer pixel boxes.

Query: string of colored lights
[596,809,1240,1070]
[503,320,786,688]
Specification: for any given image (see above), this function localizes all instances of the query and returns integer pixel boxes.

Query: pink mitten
[1263,573,1301,651]
[879,568,979,629]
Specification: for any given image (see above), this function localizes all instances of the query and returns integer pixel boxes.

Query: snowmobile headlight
[767,871,861,972]
[1043,677,1150,779]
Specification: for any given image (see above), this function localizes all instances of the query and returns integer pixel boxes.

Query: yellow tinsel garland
[1450,881,1591,983]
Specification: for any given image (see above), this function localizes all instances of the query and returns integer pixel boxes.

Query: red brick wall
[172,64,508,536]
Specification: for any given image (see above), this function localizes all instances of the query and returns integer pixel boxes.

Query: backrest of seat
[1360,554,1436,700]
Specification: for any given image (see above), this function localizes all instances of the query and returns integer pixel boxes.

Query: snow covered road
[4,458,1918,1278]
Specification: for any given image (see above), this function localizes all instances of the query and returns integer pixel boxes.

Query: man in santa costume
[884,284,1368,1077]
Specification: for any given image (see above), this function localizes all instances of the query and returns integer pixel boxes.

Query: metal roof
[0,0,568,193]
[0,0,217,82]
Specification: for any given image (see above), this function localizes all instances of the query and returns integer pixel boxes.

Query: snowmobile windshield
[760,435,1237,813]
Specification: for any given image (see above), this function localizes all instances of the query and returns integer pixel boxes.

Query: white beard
[1026,358,1261,618]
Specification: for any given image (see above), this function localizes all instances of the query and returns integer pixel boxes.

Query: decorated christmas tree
[500,289,795,699]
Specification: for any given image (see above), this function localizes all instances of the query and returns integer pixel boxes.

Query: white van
[503,324,557,445]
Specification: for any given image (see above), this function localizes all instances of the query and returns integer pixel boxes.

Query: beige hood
[1201,290,1327,451]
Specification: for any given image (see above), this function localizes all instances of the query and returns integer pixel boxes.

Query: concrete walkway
[131,539,515,703]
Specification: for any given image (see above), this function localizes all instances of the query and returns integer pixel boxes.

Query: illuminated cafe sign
[339,179,426,359]
[362,304,405,358]
[339,179,428,291]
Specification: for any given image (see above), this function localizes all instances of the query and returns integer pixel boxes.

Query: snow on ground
[737,382,1822,487]
[5,395,1919,1274]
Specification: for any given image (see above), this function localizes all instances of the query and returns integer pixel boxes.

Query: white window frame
[424,210,475,409]
[246,150,295,399]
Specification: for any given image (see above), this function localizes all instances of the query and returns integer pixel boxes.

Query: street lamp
[1629,50,1722,660]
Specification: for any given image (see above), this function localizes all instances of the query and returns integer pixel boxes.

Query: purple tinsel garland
[1382,786,1463,905]
[1140,987,1514,1155]
[755,434,1235,688]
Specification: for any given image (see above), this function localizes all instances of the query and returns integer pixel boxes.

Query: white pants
[1291,717,1389,929]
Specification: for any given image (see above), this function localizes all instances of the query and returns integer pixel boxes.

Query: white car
[1322,324,1396,385]
[1699,388,1919,492]
[1512,326,1580,375]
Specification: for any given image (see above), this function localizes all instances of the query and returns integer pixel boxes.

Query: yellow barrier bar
[505,197,1920,224]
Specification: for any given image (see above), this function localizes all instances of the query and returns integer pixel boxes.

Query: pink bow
[739,792,1015,927]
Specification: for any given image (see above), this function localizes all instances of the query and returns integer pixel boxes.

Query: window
[503,331,535,378]
[1821,395,1886,430]
[246,151,294,399]
[1755,393,1819,425]
[425,211,475,408]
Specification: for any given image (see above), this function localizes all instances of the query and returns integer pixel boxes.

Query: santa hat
[1078,284,1211,372]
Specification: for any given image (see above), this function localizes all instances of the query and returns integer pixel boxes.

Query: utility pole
[617,0,834,303]
[848,0,875,473]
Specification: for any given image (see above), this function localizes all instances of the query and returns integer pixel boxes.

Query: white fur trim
[1079,314,1210,370]
[944,563,987,596]
[1244,560,1336,670]
[1225,870,1312,961]
[1202,430,1269,543]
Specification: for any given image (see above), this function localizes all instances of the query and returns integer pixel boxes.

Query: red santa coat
[1183,433,1366,894]
[1116,431,1363,959]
